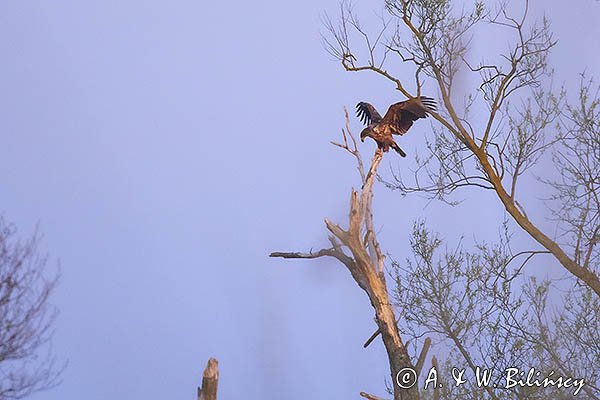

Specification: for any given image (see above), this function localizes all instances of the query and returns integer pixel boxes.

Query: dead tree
[197,358,219,400]
[271,112,427,400]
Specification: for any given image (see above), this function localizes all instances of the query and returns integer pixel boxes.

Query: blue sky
[1,1,598,399]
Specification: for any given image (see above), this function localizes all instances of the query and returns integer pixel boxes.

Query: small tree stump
[197,358,219,400]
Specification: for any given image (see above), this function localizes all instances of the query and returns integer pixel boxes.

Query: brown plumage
[356,96,437,157]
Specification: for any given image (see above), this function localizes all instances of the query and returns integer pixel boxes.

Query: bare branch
[0,217,63,400]
[360,391,388,400]
[415,337,432,375]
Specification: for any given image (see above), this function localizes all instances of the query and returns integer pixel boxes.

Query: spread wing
[382,96,437,134]
[356,102,383,125]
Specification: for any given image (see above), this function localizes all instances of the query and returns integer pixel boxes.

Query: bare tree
[316,0,600,398]
[545,74,600,277]
[271,111,598,399]
[268,1,599,399]
[322,0,600,295]
[393,221,598,399]
[0,217,62,399]
[272,112,434,400]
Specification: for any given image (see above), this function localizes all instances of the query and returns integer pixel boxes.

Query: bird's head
[360,128,368,142]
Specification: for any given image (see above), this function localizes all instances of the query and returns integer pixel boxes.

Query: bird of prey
[356,96,437,157]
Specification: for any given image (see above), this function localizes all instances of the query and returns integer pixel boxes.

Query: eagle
[356,96,437,157]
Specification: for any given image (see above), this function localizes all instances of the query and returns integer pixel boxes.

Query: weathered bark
[271,150,419,400]
[198,358,218,400]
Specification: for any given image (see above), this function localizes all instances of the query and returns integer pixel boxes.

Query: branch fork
[271,113,418,400]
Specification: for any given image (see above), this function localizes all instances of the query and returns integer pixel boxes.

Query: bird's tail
[390,142,407,157]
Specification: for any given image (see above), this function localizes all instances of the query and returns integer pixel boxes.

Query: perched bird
[356,96,437,157]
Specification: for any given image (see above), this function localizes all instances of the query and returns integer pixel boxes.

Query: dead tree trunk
[198,358,219,400]
[270,114,420,400]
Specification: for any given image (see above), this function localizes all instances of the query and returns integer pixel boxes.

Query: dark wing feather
[356,102,383,125]
[419,96,438,114]
[382,96,437,134]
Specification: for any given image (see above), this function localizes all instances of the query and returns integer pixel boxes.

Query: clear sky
[0,1,598,399]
